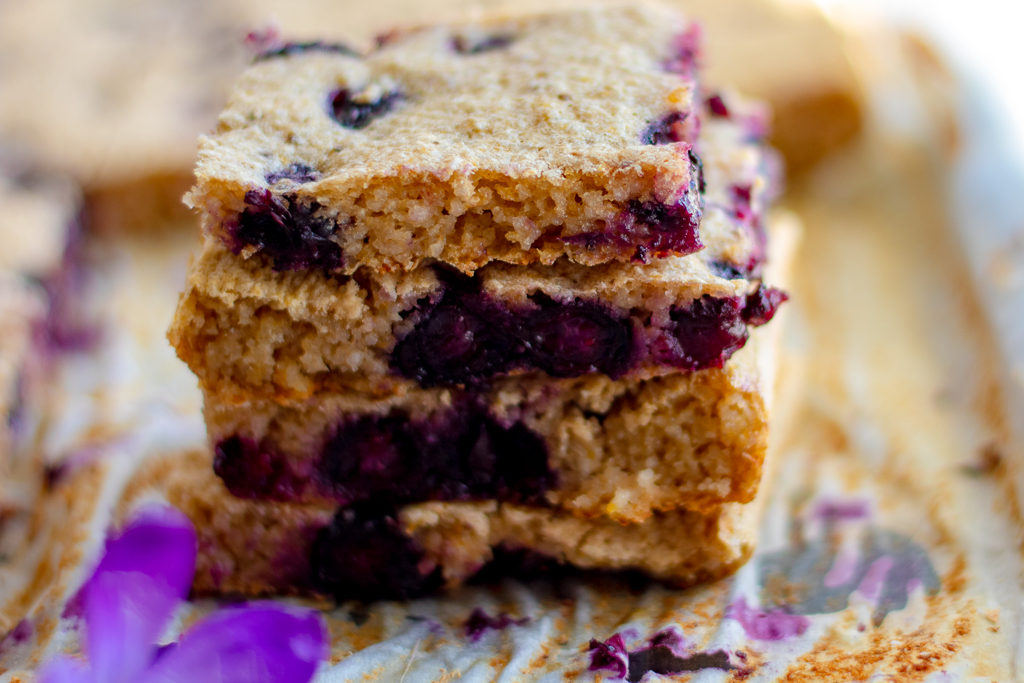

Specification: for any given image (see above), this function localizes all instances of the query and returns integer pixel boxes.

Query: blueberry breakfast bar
[171,105,779,401]
[187,5,716,274]
[167,3,796,591]
[125,448,765,600]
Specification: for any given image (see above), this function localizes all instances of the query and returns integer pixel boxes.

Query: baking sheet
[1,8,1023,683]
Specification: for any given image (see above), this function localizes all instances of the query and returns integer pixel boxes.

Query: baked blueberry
[452,34,515,54]
[329,87,403,130]
[642,112,690,145]
[265,163,320,184]
[231,190,342,271]
[525,298,634,378]
[214,435,306,500]
[309,506,443,601]
[256,41,360,61]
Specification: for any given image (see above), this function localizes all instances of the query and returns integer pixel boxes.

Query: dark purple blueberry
[316,406,553,505]
[464,417,554,503]
[329,87,403,130]
[214,436,307,500]
[266,163,319,184]
[664,25,701,75]
[741,285,788,325]
[255,41,360,61]
[318,416,419,503]
[309,506,443,601]
[452,34,515,54]
[658,296,748,370]
[391,293,519,387]
[642,112,690,145]
[524,298,633,378]
[706,93,730,118]
[232,189,342,271]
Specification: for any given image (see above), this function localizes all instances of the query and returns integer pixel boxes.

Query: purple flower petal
[141,604,327,683]
[84,505,196,682]
[38,655,94,683]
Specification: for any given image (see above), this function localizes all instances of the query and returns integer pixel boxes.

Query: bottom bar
[120,449,764,601]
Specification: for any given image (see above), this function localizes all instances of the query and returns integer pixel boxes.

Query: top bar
[188,5,711,275]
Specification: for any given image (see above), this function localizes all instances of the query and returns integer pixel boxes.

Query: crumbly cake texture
[170,110,778,401]
[189,5,726,274]
[126,449,759,599]
[203,333,768,521]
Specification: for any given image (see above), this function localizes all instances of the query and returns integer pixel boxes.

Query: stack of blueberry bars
[168,4,796,600]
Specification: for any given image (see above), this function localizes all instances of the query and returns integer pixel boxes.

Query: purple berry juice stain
[856,556,895,602]
[755,500,940,627]
[727,597,810,641]
[463,608,529,642]
[813,498,870,521]
[587,633,629,678]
